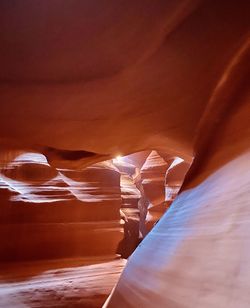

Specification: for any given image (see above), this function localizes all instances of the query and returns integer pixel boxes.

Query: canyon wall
[0,151,188,262]
[0,154,123,261]
[0,2,248,307]
[105,36,250,308]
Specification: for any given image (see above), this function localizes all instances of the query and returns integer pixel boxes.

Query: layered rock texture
[106,97,250,308]
[0,1,249,307]
[140,151,169,231]
[165,158,191,205]
[113,159,141,258]
[0,151,187,262]
[0,154,123,261]
[139,151,190,232]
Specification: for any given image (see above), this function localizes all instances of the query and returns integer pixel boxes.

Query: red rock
[0,156,123,261]
[0,1,249,307]
[113,159,141,257]
[165,158,190,204]
[0,257,126,308]
[140,151,170,231]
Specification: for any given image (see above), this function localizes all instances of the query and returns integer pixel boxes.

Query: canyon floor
[0,256,126,307]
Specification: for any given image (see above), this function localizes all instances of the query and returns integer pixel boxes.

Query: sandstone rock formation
[0,1,249,307]
[0,257,126,308]
[106,99,250,308]
[165,158,191,205]
[1,150,178,262]
[122,151,151,236]
[105,26,250,308]
[0,154,123,261]
[113,159,141,258]
[140,151,171,231]
[2,1,249,163]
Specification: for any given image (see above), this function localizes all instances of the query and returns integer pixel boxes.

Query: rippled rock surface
[0,155,123,261]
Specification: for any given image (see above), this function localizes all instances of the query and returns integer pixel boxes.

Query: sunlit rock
[0,1,249,307]
[165,158,190,205]
[113,159,141,258]
[0,156,123,261]
[140,151,170,231]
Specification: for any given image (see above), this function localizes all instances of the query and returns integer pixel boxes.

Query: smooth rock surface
[0,257,126,308]
[141,151,170,231]
[0,1,249,307]
[105,45,250,307]
[114,159,141,258]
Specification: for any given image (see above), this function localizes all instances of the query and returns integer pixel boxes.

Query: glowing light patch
[13,152,49,165]
[113,155,123,163]
[169,157,184,169]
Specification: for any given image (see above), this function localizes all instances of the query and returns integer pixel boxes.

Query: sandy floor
[0,256,126,307]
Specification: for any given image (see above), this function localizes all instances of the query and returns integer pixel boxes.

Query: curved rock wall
[114,159,141,258]
[0,1,249,307]
[165,159,191,205]
[104,41,250,308]
[141,151,171,231]
[0,154,123,261]
[0,151,187,262]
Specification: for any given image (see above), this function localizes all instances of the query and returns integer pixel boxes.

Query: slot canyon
[0,1,249,307]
